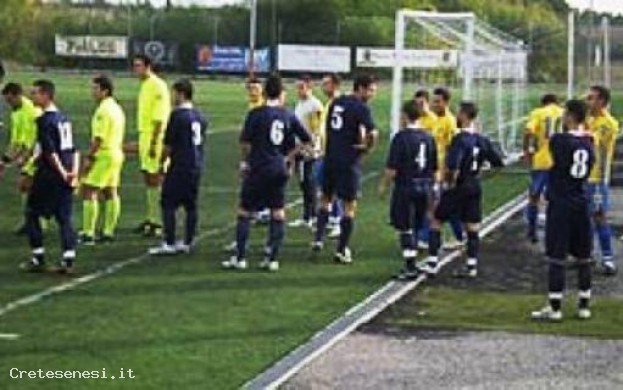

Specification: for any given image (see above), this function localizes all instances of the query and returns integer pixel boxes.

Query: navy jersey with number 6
[35,107,76,183]
[446,130,504,190]
[386,127,438,185]
[241,104,311,175]
[325,95,376,167]
[547,131,595,208]
[164,104,208,175]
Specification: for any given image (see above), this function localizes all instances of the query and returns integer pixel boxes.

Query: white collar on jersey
[569,129,591,137]
[266,99,281,107]
[459,123,477,133]
[178,102,193,109]
[44,104,59,113]
[406,121,423,130]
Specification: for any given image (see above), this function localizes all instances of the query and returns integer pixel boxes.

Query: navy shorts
[27,177,73,220]
[545,201,592,260]
[435,187,482,224]
[240,170,288,211]
[390,181,432,231]
[530,170,549,198]
[322,164,361,202]
[162,170,201,210]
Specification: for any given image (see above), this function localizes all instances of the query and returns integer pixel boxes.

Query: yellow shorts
[83,154,124,189]
[139,133,163,174]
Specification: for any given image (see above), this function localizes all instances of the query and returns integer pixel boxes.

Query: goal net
[390,10,528,159]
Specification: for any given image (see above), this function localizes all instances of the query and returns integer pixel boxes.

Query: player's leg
[80,184,99,245]
[178,174,200,253]
[592,183,616,275]
[223,177,258,270]
[394,188,419,280]
[572,208,594,319]
[262,208,285,272]
[15,172,34,235]
[423,189,453,275]
[101,158,123,241]
[453,191,482,279]
[313,165,337,250]
[137,135,162,235]
[526,170,547,243]
[54,191,77,273]
[333,166,361,263]
[532,203,568,321]
[290,157,310,228]
[150,174,179,256]
[303,158,318,225]
[22,203,46,272]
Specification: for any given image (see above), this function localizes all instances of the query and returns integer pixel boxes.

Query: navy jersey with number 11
[164,104,208,174]
[35,108,76,183]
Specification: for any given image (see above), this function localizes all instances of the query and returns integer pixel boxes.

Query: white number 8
[270,120,285,146]
[570,149,589,178]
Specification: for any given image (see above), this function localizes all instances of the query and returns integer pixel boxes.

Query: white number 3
[191,121,202,146]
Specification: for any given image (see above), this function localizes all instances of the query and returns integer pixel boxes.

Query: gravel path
[285,330,623,390]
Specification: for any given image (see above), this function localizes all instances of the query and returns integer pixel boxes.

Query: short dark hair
[541,93,559,105]
[414,89,429,101]
[33,79,55,99]
[590,85,610,105]
[298,74,313,84]
[402,100,422,123]
[353,74,376,91]
[134,54,153,68]
[2,82,22,96]
[265,74,283,100]
[433,87,451,102]
[93,75,114,97]
[459,101,478,120]
[324,73,341,86]
[173,78,194,100]
[565,99,588,124]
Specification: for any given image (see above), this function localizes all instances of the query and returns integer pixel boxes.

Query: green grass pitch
[0,72,612,389]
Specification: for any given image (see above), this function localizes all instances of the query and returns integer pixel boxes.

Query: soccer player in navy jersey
[531,100,595,322]
[421,102,504,278]
[22,80,79,274]
[149,79,208,256]
[222,75,312,272]
[313,74,379,264]
[379,101,437,280]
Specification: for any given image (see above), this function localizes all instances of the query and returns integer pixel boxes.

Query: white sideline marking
[0,171,379,320]
[0,333,20,340]
[244,193,528,390]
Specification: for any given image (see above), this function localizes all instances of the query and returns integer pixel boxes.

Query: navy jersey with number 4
[325,95,376,167]
[446,131,504,190]
[386,127,437,185]
[547,131,595,208]
[35,108,76,183]
[164,104,208,174]
[241,104,311,175]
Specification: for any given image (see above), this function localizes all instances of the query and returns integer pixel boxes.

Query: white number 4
[415,143,427,170]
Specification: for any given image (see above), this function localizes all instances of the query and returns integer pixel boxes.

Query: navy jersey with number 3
[386,128,437,185]
[36,108,76,183]
[446,131,504,190]
[164,105,208,174]
[241,105,311,175]
[548,131,595,208]
[325,95,376,167]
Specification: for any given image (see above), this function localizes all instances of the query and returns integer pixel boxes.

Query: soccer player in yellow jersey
[79,76,126,245]
[431,87,464,249]
[586,85,619,275]
[133,54,171,237]
[246,78,264,110]
[414,89,439,134]
[523,94,564,243]
[413,89,439,249]
[0,82,42,233]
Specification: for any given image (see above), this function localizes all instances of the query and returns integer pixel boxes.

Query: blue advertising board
[196,45,270,73]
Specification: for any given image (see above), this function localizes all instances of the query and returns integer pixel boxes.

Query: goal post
[390,9,528,158]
